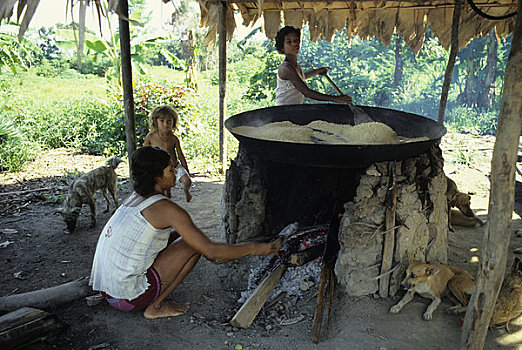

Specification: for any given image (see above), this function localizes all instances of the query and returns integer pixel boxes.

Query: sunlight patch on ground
[469,256,480,264]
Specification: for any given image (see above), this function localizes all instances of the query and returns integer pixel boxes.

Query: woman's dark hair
[275,26,301,54]
[131,146,171,196]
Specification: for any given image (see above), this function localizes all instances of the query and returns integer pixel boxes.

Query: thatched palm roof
[1,0,517,53]
[199,0,518,53]
[0,0,119,41]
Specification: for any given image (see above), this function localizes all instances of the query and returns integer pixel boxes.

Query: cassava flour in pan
[232,120,429,145]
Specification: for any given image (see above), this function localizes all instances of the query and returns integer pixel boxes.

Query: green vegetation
[0,5,513,173]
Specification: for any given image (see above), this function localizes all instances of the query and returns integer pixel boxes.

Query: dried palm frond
[0,0,145,41]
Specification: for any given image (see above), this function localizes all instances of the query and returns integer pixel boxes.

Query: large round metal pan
[225,104,446,168]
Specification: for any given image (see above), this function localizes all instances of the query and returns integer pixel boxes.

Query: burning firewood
[230,223,329,329]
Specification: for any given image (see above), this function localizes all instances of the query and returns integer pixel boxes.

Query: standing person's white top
[273,26,352,106]
[275,61,306,106]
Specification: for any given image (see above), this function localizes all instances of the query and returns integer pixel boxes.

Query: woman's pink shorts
[101,267,161,312]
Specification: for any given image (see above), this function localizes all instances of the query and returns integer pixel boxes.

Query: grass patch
[2,69,106,100]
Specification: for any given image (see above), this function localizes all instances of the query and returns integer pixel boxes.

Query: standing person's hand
[335,94,353,104]
[317,67,331,75]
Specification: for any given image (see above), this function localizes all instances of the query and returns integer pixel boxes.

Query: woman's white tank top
[275,62,306,106]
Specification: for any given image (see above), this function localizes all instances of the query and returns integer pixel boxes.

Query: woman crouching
[89,146,279,319]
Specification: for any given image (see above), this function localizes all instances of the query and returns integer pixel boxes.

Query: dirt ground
[1,132,522,350]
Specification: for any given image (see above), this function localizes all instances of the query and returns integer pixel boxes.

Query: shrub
[244,50,280,102]
[70,55,113,76]
[32,58,79,78]
[132,80,198,145]
[0,117,41,172]
[445,106,498,135]
[4,95,124,157]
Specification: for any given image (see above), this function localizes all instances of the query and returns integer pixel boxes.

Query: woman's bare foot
[143,301,190,319]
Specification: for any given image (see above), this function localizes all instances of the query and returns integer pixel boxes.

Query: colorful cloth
[101,266,161,311]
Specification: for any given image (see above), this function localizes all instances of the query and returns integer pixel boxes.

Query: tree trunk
[478,30,498,109]
[393,35,403,89]
[461,1,522,347]
[462,58,479,106]
[457,39,484,107]
[77,0,87,72]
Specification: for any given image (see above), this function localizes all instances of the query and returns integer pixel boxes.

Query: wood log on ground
[0,278,92,312]
[0,307,63,349]
[230,264,288,329]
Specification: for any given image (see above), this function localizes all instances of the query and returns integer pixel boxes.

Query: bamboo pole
[461,1,522,347]
[218,1,227,174]
[437,0,462,124]
[118,0,136,181]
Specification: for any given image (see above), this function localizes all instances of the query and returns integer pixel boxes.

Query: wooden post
[119,0,137,180]
[461,1,522,348]
[218,1,227,174]
[437,0,462,124]
[379,161,397,298]
[311,260,334,343]
[311,213,341,343]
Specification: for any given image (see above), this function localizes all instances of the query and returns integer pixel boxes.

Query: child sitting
[144,105,192,202]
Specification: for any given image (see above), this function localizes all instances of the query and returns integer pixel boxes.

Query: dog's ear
[426,267,438,276]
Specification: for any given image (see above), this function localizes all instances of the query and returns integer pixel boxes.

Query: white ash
[238,257,322,305]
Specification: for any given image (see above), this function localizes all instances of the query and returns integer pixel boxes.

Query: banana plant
[0,32,37,73]
[84,3,164,94]
[160,43,201,89]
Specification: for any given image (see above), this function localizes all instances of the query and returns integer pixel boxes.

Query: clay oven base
[221,144,448,297]
[336,144,448,296]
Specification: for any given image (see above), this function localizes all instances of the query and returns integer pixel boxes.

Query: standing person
[144,105,192,202]
[90,146,280,319]
[275,26,353,106]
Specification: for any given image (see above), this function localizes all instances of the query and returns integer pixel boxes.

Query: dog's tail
[106,157,124,169]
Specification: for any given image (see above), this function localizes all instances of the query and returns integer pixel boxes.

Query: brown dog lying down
[490,257,522,331]
[57,157,123,232]
[446,175,484,230]
[390,259,475,320]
